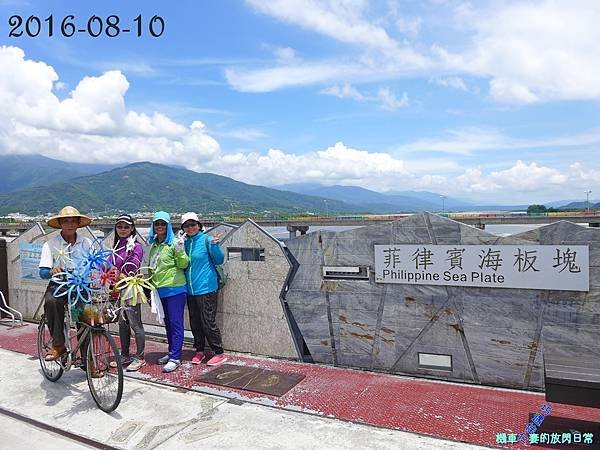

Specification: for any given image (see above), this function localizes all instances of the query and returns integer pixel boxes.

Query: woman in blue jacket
[181,212,227,366]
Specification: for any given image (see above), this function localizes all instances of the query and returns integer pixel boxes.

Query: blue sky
[1,0,599,204]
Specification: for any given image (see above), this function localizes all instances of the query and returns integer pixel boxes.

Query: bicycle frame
[57,300,120,372]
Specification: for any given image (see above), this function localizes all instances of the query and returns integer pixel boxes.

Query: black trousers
[118,303,145,358]
[43,282,67,347]
[43,282,89,358]
[187,292,223,355]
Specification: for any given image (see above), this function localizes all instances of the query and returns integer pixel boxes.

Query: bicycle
[37,294,124,413]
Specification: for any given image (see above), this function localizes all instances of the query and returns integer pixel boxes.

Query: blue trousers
[160,292,187,361]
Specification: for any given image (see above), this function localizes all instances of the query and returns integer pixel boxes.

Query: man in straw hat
[38,206,93,361]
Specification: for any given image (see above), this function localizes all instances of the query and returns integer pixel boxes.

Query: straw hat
[46,206,92,229]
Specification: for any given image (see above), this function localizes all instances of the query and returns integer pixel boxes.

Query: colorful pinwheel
[114,268,154,306]
[52,267,100,307]
[52,242,74,268]
[80,245,113,273]
[91,265,118,291]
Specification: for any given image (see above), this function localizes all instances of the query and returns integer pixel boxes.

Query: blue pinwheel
[80,244,113,273]
[52,266,101,307]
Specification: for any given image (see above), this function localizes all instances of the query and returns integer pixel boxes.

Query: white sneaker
[162,359,180,373]
[157,353,170,365]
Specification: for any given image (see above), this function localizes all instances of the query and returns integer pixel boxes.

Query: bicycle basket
[80,295,120,325]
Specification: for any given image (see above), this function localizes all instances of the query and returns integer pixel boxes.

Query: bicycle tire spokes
[87,330,123,413]
[37,315,64,382]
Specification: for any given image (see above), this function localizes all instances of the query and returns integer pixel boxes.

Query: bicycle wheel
[86,328,123,413]
[37,314,64,382]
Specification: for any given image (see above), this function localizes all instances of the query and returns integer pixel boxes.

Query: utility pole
[584,190,592,212]
[440,195,446,213]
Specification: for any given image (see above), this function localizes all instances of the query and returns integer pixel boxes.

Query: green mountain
[0,162,356,215]
[559,201,600,210]
[0,154,122,193]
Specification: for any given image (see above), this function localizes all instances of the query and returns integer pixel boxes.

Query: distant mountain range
[0,161,356,215]
[273,183,441,212]
[559,200,600,209]
[0,154,594,215]
[0,154,122,193]
[273,183,529,213]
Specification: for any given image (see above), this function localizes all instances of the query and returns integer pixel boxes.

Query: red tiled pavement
[2,321,599,449]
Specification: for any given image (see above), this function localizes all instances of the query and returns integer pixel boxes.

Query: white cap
[181,212,201,229]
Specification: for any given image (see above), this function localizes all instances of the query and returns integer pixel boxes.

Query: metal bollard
[0,239,9,316]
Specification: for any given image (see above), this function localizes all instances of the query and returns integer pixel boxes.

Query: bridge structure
[1,214,599,238]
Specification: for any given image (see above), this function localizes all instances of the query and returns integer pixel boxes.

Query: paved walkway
[1,321,600,449]
[0,348,482,449]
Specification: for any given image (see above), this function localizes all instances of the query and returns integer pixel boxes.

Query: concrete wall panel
[285,213,600,390]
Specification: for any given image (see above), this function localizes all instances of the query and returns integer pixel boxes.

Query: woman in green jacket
[148,211,189,373]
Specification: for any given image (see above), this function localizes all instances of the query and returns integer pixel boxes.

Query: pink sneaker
[191,352,204,364]
[206,354,227,366]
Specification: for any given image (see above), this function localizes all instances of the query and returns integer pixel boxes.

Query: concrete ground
[3,322,600,449]
[0,348,487,449]
[0,413,89,450]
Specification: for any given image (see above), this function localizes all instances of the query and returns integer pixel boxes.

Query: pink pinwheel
[92,266,118,291]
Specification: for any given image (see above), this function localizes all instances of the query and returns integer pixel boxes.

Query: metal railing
[0,290,23,327]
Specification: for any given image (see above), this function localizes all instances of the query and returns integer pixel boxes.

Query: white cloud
[455,167,502,193]
[396,127,511,155]
[321,83,365,101]
[488,78,538,104]
[246,0,399,52]
[201,141,410,191]
[228,0,431,92]
[273,46,297,62]
[377,87,408,111]
[493,160,568,190]
[395,127,600,155]
[321,83,408,111]
[97,61,158,77]
[454,160,598,194]
[0,46,219,164]
[225,62,359,93]
[213,127,268,141]
[235,0,600,105]
[431,76,469,92]
[395,16,423,37]
[448,0,600,103]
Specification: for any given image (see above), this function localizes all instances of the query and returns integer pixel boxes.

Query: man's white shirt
[39,233,93,271]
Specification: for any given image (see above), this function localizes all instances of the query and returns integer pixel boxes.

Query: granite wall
[283,212,600,390]
[7,213,598,387]
[216,220,299,359]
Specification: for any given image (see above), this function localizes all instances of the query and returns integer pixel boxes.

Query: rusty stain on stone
[352,321,369,331]
[449,323,464,333]
[492,338,511,345]
[321,280,338,291]
[526,341,538,351]
[405,296,416,305]
[338,314,348,323]
[320,340,329,346]
[350,332,374,341]
[381,327,394,334]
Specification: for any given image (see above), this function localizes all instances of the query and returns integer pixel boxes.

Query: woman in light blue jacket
[181,212,226,366]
